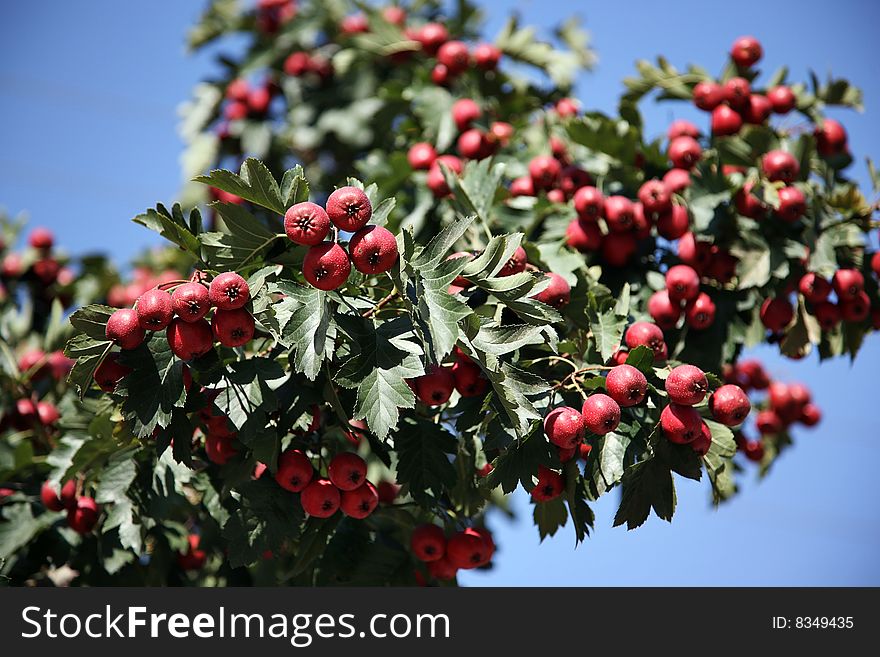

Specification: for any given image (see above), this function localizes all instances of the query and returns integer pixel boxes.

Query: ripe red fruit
[300,479,341,518]
[328,452,367,491]
[275,449,313,492]
[840,291,870,322]
[415,22,449,54]
[340,13,369,35]
[565,218,602,252]
[437,40,470,74]
[211,308,255,347]
[691,421,713,456]
[815,119,847,156]
[426,155,462,197]
[709,384,751,426]
[490,121,514,146]
[742,439,765,462]
[767,86,796,114]
[799,403,822,427]
[427,555,458,580]
[177,534,207,571]
[731,36,762,68]
[29,227,54,250]
[528,155,562,190]
[41,480,76,512]
[657,205,690,240]
[171,282,211,323]
[603,196,635,232]
[760,297,794,332]
[692,81,725,111]
[303,242,351,290]
[544,406,585,448]
[744,94,772,124]
[832,268,864,300]
[382,5,406,24]
[776,187,806,223]
[555,97,580,117]
[660,403,704,444]
[226,78,249,102]
[451,360,487,397]
[106,308,146,350]
[413,365,455,405]
[205,432,237,465]
[431,63,451,86]
[665,364,708,406]
[531,465,563,502]
[411,524,446,562]
[446,528,491,569]
[209,272,250,310]
[756,409,783,436]
[340,481,378,519]
[581,393,621,435]
[457,128,488,159]
[167,318,213,360]
[224,100,248,121]
[667,136,702,170]
[625,321,667,361]
[711,105,743,136]
[665,264,700,302]
[284,51,311,76]
[724,77,751,109]
[37,401,60,427]
[247,86,271,115]
[871,252,880,278]
[48,351,74,380]
[685,292,716,330]
[573,186,605,220]
[668,120,700,140]
[638,180,671,215]
[605,364,648,407]
[509,175,535,197]
[648,290,682,330]
[762,150,800,183]
[284,201,331,245]
[531,272,570,309]
[735,182,767,219]
[408,142,437,170]
[32,257,60,285]
[813,301,841,331]
[136,288,173,330]
[499,246,527,276]
[662,168,691,194]
[348,225,399,274]
[93,353,131,392]
[68,496,100,534]
[451,98,481,131]
[473,43,501,70]
[326,186,372,232]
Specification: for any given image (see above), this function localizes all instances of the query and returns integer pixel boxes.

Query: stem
[363,290,399,318]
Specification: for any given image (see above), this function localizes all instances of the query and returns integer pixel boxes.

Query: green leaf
[412,216,476,269]
[613,458,676,530]
[589,431,631,496]
[193,158,286,214]
[280,165,309,208]
[132,204,202,257]
[624,345,654,373]
[200,201,280,270]
[272,282,334,381]
[116,334,184,437]
[69,304,116,341]
[587,306,627,363]
[0,503,57,558]
[533,496,568,540]
[485,431,554,494]
[455,159,505,225]
[394,419,458,504]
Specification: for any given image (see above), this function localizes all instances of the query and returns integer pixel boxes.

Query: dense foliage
[1,0,878,586]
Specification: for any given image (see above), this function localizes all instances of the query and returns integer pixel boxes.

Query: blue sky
[2,1,878,585]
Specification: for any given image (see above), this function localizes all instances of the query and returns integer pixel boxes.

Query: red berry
[48,351,74,380]
[226,78,249,102]
[776,186,806,222]
[473,43,501,69]
[408,142,437,170]
[657,205,690,240]
[209,272,250,310]
[603,196,635,232]
[744,94,772,124]
[498,246,527,277]
[638,180,672,215]
[437,40,470,74]
[660,403,703,444]
[446,528,491,569]
[348,225,399,275]
[328,452,367,491]
[509,176,535,197]
[531,465,563,502]
[711,105,743,136]
[427,555,458,580]
[247,86,271,115]
[340,481,378,519]
[93,353,131,392]
[284,51,311,76]
[411,524,446,562]
[813,301,841,330]
[490,121,514,146]
[106,308,146,350]
[531,272,570,309]
[665,364,708,406]
[743,439,765,462]
[665,264,700,302]
[693,81,725,111]
[426,155,462,197]
[211,308,255,347]
[37,401,60,427]
[756,409,783,436]
[41,480,76,512]
[648,289,682,330]
[760,297,794,332]
[709,385,751,426]
[668,136,702,170]
[415,22,449,55]
[413,365,455,405]
[799,403,822,427]
[451,360,487,397]
[601,232,638,267]
[431,63,451,86]
[565,218,602,252]
[605,364,648,407]
[544,406,585,448]
[685,292,716,330]
[340,13,369,35]
[205,432,237,465]
[662,169,691,194]
[581,393,621,435]
[177,534,207,571]
[167,318,213,360]
[224,101,248,121]
[303,242,351,290]
[767,86,796,114]
[136,288,173,330]
[691,421,713,456]
[799,273,831,304]
[300,479,340,518]
[668,120,700,140]
[528,155,562,190]
[556,97,580,117]
[840,291,870,322]
[67,496,99,534]
[871,252,880,278]
[284,201,331,245]
[762,150,800,183]
[724,77,751,109]
[625,321,667,361]
[832,268,864,300]
[275,449,313,492]
[815,119,847,156]
[29,227,54,250]
[451,98,481,131]
[735,182,767,220]
[457,128,488,159]
[171,283,210,322]
[573,186,605,220]
[730,36,762,68]
[326,186,372,232]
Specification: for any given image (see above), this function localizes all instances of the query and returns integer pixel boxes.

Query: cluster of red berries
[107,266,183,309]
[285,186,398,290]
[0,227,75,303]
[40,479,100,534]
[407,347,489,405]
[272,449,379,520]
[98,272,255,389]
[410,523,495,581]
[648,262,717,330]
[254,0,297,36]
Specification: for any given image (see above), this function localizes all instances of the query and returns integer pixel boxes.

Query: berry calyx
[211,308,255,347]
[167,318,214,360]
[275,449,313,492]
[284,201,331,245]
[300,479,340,518]
[581,393,621,435]
[348,225,399,274]
[171,282,211,322]
[326,186,372,232]
[209,272,250,310]
[685,292,716,330]
[136,288,174,330]
[340,481,379,519]
[411,524,446,562]
[605,364,648,407]
[543,406,585,448]
[303,242,351,290]
[709,384,751,426]
[660,403,704,444]
[665,364,708,406]
[106,308,146,350]
[328,452,367,491]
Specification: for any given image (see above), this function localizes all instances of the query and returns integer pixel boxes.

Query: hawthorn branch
[362,290,398,318]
